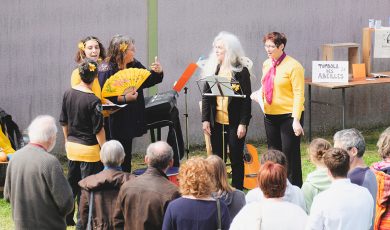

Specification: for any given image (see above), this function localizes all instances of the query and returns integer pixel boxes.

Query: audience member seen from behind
[245,149,305,211]
[114,141,180,230]
[98,35,164,172]
[4,115,73,230]
[78,140,135,229]
[162,157,231,230]
[370,127,390,230]
[306,148,374,230]
[301,138,332,213]
[207,155,245,219]
[231,161,307,230]
[251,32,305,187]
[60,59,106,227]
[333,128,377,227]
[201,31,252,190]
[372,127,390,173]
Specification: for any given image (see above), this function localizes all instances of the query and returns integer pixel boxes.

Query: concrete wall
[1,0,390,154]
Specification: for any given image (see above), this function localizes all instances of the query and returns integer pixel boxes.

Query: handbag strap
[87,191,94,230]
[216,198,222,230]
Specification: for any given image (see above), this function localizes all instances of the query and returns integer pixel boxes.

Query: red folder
[173,63,198,92]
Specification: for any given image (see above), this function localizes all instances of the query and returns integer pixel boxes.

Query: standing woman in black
[202,31,252,190]
[98,35,163,173]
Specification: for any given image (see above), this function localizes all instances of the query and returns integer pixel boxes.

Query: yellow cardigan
[261,55,305,119]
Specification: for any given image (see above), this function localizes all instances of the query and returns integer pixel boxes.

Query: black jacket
[202,66,252,127]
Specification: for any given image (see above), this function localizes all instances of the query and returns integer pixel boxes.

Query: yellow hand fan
[102,68,151,98]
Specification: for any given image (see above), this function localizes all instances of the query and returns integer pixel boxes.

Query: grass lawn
[0,127,384,229]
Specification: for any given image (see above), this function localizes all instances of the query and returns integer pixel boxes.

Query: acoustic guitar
[243,143,260,190]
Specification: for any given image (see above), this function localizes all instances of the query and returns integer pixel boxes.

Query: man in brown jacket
[114,141,180,230]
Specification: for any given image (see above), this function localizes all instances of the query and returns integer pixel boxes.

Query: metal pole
[308,85,312,141]
[184,87,190,159]
[342,88,345,129]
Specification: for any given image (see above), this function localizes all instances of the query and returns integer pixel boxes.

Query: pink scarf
[262,52,287,104]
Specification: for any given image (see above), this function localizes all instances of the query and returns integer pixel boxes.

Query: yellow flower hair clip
[231,84,240,91]
[88,63,96,72]
[78,42,85,51]
[119,42,128,53]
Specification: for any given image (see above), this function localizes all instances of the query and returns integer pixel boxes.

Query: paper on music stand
[204,75,237,97]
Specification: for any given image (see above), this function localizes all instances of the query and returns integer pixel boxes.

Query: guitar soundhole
[243,153,252,163]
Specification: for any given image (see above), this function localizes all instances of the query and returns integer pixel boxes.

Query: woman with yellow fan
[98,35,163,173]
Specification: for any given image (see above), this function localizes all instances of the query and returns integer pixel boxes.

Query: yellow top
[65,141,100,162]
[261,55,305,119]
[215,70,232,125]
[0,128,15,154]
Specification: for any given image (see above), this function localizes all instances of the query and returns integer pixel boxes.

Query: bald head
[145,141,174,170]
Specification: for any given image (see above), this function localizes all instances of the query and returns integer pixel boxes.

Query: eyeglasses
[264,45,277,49]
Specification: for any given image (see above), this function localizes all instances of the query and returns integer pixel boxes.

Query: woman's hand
[203,121,211,136]
[150,56,163,73]
[237,124,246,139]
[123,87,138,102]
[125,91,138,102]
[292,119,304,136]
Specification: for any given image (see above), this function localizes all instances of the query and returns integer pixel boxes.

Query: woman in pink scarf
[251,32,305,187]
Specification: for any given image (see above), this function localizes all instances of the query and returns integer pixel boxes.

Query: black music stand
[197,76,245,162]
[173,63,198,159]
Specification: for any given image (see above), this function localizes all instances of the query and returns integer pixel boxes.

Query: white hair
[333,128,366,157]
[28,115,57,143]
[146,141,173,170]
[202,31,246,77]
[100,140,125,167]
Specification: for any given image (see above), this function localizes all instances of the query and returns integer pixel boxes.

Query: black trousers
[118,138,133,173]
[66,160,103,227]
[210,122,245,190]
[264,113,304,187]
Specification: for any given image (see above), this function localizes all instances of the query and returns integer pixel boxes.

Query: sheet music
[205,75,237,96]
[102,103,127,110]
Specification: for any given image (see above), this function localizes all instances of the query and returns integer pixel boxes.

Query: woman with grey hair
[334,128,377,227]
[98,35,163,172]
[78,140,135,229]
[98,34,164,173]
[201,31,252,190]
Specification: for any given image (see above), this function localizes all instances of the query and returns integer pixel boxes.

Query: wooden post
[362,28,374,76]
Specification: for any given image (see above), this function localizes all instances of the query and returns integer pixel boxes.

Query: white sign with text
[312,61,349,83]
